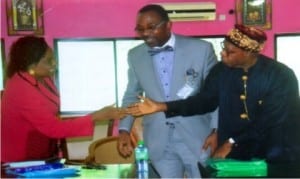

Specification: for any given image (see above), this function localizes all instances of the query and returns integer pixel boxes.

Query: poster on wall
[6,0,44,35]
[235,0,272,29]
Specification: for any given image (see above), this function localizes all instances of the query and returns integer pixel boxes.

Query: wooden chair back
[85,136,134,164]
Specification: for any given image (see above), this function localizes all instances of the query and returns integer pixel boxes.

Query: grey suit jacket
[119,34,218,161]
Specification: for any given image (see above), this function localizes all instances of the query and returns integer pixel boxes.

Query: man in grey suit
[118,4,218,178]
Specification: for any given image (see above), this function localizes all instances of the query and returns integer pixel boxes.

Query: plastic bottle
[135,140,149,179]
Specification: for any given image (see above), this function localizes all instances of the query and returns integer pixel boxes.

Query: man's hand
[212,140,233,158]
[126,96,166,117]
[202,130,218,155]
[117,131,134,157]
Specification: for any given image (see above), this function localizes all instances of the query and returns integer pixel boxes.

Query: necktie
[148,45,174,56]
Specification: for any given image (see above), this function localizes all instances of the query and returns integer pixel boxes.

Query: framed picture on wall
[6,0,44,36]
[235,0,272,29]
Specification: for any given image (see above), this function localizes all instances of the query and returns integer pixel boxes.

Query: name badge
[177,84,194,99]
[176,68,198,99]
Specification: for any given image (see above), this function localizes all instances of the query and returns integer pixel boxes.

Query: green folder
[206,158,267,177]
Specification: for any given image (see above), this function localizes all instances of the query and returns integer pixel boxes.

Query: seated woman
[1,36,126,162]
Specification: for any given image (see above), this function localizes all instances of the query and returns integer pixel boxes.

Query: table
[1,163,135,178]
[68,164,135,178]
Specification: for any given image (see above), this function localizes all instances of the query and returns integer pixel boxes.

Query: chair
[85,136,135,164]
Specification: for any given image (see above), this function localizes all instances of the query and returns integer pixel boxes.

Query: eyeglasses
[220,41,236,56]
[134,21,166,34]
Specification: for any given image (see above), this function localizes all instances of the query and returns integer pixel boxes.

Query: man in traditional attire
[128,24,300,164]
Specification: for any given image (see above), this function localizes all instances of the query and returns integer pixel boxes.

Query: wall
[1,0,300,58]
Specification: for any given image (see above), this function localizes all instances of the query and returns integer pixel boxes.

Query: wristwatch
[228,137,235,144]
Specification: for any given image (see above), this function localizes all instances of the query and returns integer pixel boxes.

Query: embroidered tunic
[166,54,300,162]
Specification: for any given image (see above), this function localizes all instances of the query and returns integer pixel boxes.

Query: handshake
[126,96,166,117]
[92,96,164,122]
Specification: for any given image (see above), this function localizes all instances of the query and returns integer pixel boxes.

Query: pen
[82,164,107,170]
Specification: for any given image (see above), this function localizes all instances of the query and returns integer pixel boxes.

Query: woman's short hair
[7,36,49,78]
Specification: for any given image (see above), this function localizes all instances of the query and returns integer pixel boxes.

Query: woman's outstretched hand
[92,104,127,122]
[126,96,166,117]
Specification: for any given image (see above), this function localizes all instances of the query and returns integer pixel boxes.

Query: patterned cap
[225,24,267,53]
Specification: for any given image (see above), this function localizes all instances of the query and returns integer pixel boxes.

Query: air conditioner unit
[158,2,216,21]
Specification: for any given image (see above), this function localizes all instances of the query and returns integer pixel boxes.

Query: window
[0,39,5,91]
[200,36,224,61]
[275,33,300,94]
[54,36,224,116]
[55,39,116,117]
